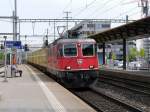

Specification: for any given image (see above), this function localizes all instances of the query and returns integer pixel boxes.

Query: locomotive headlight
[66,66,71,70]
[77,43,81,47]
[89,65,94,69]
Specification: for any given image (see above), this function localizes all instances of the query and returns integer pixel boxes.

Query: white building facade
[69,20,111,38]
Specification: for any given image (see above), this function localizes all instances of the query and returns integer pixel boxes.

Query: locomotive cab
[51,39,99,88]
[28,38,99,88]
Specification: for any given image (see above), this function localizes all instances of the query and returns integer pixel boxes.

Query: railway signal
[0,44,4,49]
[24,44,29,51]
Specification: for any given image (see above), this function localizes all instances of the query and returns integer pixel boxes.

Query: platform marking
[26,65,67,112]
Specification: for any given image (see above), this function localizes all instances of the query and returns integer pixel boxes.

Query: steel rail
[100,75,150,89]
[99,76,150,95]
[72,88,143,112]
[90,88,143,112]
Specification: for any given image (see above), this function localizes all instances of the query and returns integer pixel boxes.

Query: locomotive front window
[64,44,77,56]
[82,44,94,56]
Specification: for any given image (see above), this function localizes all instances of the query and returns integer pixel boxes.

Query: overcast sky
[0,0,142,45]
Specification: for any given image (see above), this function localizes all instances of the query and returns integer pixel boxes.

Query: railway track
[96,74,150,111]
[30,65,147,112]
[72,88,143,112]
[99,75,150,95]
[41,67,146,112]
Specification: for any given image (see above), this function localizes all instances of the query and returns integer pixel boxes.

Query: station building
[68,20,111,38]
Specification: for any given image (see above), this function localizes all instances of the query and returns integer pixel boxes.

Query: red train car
[47,38,99,88]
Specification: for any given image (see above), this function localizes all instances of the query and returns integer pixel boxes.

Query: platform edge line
[25,65,67,112]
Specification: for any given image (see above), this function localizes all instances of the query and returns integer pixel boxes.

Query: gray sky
[0,0,142,45]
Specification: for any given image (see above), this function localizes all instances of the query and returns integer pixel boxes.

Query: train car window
[64,44,77,56]
[82,44,94,56]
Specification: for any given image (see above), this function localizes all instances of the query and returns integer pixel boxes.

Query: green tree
[112,52,116,61]
[0,52,4,60]
[128,48,138,62]
[139,48,145,58]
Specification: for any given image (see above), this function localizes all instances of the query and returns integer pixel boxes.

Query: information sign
[4,41,22,49]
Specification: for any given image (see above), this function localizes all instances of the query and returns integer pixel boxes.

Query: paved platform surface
[99,69,150,83]
[0,65,95,112]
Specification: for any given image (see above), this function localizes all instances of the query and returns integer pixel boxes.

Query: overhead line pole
[4,36,8,82]
[13,0,17,41]
[54,20,56,40]
[63,11,72,38]
[13,11,15,41]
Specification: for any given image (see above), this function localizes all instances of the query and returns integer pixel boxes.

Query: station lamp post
[3,36,7,82]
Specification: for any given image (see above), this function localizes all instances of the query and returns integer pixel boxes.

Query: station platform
[0,65,95,112]
[99,69,150,83]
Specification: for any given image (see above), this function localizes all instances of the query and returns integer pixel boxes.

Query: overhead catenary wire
[121,0,140,5]
[62,0,72,12]
[86,0,97,8]
[85,0,119,19]
[93,0,124,18]
[114,6,139,19]
[102,0,142,20]
[128,10,141,18]
[0,19,12,23]
[8,0,13,12]
[73,0,97,17]
[85,0,141,19]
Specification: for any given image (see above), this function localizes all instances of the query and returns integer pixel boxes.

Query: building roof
[56,38,96,44]
[88,16,150,43]
[71,20,111,31]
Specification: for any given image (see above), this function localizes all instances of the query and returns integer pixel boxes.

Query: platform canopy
[88,16,150,43]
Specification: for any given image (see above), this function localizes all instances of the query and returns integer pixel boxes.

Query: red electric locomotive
[47,38,99,88]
